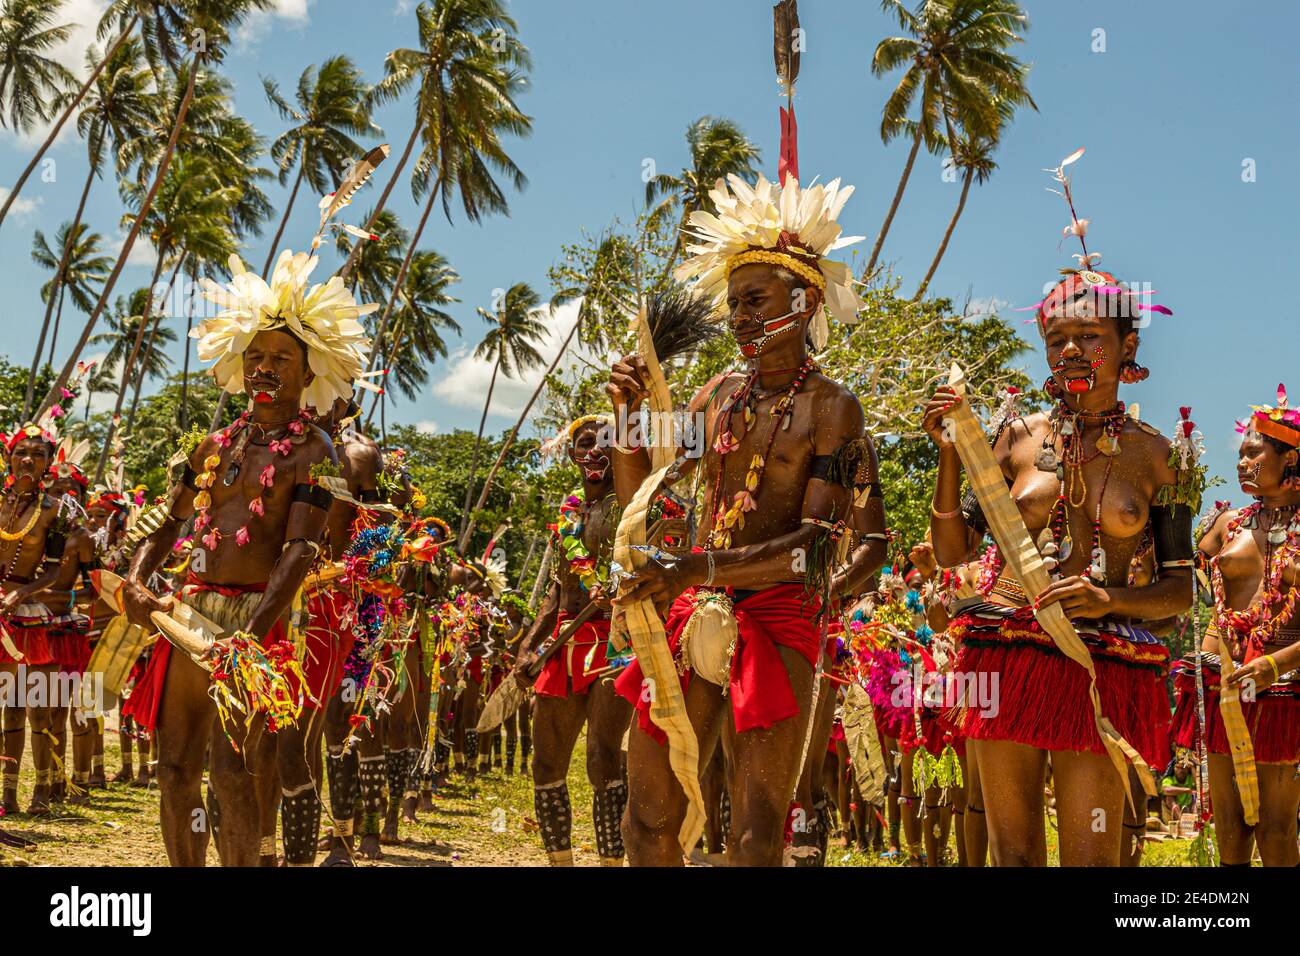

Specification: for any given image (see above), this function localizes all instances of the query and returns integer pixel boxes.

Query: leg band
[358,754,385,815]
[592,780,628,861]
[464,730,479,763]
[534,780,573,857]
[280,783,322,866]
[326,746,359,828]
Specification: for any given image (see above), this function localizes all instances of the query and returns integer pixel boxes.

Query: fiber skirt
[1170,656,1300,764]
[948,604,1171,768]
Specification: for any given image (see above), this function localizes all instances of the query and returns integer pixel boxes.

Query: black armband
[1152,504,1194,568]
[960,489,988,538]
[45,531,67,560]
[181,464,199,492]
[810,455,833,482]
[358,489,381,504]
[292,483,334,510]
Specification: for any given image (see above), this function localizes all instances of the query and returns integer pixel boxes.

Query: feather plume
[646,284,722,362]
[318,144,390,231]
[773,0,801,97]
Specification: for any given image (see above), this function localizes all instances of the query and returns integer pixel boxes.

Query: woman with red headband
[922,149,1194,866]
[1171,389,1300,866]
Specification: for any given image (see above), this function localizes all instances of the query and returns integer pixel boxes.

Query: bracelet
[930,501,963,520]
[702,550,716,587]
[1263,654,1280,683]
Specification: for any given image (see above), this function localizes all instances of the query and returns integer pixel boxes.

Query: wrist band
[1263,654,1280,682]
[930,502,963,520]
[703,550,716,587]
[863,533,888,543]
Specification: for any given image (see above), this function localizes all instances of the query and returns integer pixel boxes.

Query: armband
[181,464,200,492]
[960,489,988,538]
[283,538,323,560]
[292,483,334,510]
[46,531,67,560]
[810,455,833,482]
[1152,504,1194,568]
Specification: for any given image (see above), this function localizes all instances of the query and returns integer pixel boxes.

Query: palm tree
[457,282,545,540]
[34,0,274,419]
[335,207,408,303]
[261,55,379,277]
[365,249,459,422]
[0,0,149,232]
[80,361,118,420]
[359,0,532,378]
[644,116,761,278]
[94,153,240,478]
[19,37,151,420]
[31,224,112,360]
[914,131,998,299]
[89,289,175,401]
[863,0,1035,280]
[337,0,531,286]
[0,0,76,223]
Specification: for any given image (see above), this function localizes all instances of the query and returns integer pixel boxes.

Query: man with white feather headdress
[607,150,888,865]
[118,148,389,867]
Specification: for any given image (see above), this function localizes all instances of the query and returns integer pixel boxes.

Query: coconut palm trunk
[180,279,195,429]
[22,164,98,419]
[364,323,409,426]
[863,126,923,280]
[458,310,581,551]
[0,20,138,231]
[364,179,440,373]
[260,165,305,279]
[457,354,502,539]
[93,251,168,481]
[339,123,422,284]
[48,283,67,365]
[35,59,200,418]
[914,164,973,300]
[124,255,186,433]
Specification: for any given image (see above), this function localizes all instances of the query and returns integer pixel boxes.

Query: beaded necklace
[192,410,311,551]
[707,357,817,549]
[1037,401,1126,584]
[1211,502,1300,658]
[551,488,618,591]
[0,489,40,585]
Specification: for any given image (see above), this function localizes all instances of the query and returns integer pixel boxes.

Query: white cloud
[235,0,315,49]
[964,295,1013,320]
[107,231,159,270]
[414,420,438,434]
[0,0,110,150]
[393,0,416,15]
[0,187,41,220]
[429,299,588,421]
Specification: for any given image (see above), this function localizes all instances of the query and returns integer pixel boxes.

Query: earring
[1042,375,1063,399]
[1118,360,1149,384]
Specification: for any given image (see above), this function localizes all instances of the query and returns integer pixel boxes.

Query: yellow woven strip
[1213,633,1260,825]
[726,250,825,290]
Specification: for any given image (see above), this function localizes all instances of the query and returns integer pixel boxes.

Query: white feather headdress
[194,251,377,412]
[674,173,865,350]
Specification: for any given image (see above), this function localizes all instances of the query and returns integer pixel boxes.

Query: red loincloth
[123,580,285,733]
[294,586,357,710]
[46,619,92,674]
[535,613,612,698]
[1170,658,1300,764]
[614,583,821,744]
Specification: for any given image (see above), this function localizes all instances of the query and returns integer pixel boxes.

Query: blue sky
[1,0,1295,501]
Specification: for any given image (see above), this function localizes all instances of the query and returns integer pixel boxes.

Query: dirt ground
[0,729,1197,867]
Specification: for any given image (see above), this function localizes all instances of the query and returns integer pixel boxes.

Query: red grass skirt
[0,613,53,665]
[47,623,92,674]
[1170,658,1300,764]
[535,614,612,698]
[295,587,357,710]
[614,583,821,744]
[948,605,1171,768]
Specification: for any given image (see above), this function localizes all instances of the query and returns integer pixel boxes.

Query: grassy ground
[0,731,1200,867]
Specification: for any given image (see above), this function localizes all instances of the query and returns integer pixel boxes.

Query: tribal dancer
[39,440,96,806]
[314,398,382,867]
[608,169,872,866]
[1172,389,1300,866]
[512,415,632,866]
[120,244,375,866]
[0,422,70,816]
[924,150,1192,866]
